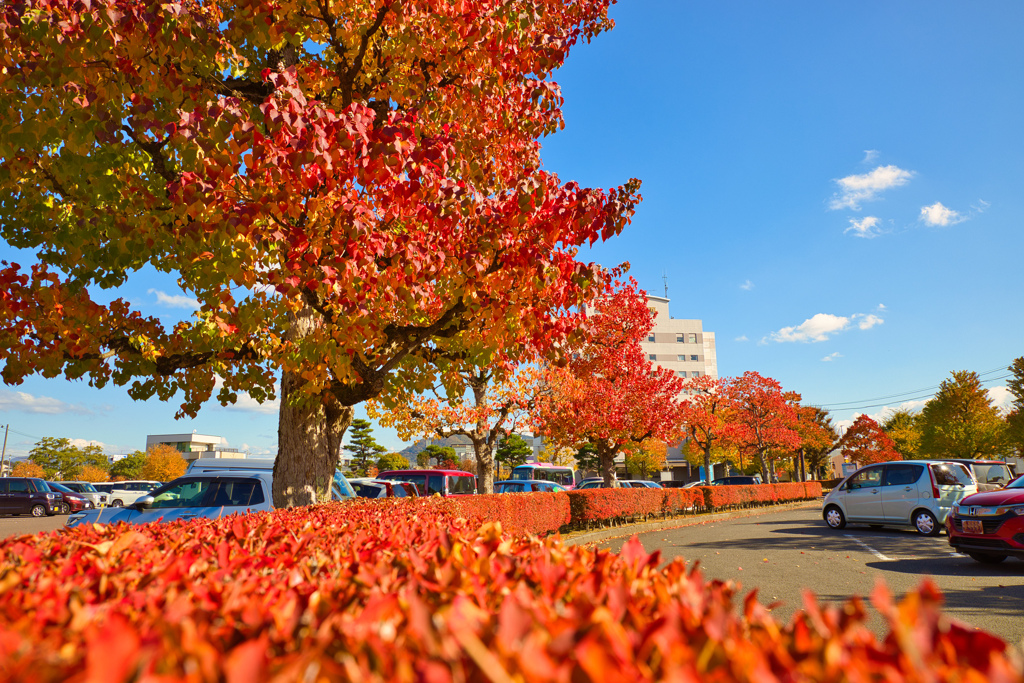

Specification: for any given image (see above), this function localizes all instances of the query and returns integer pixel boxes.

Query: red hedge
[439,491,571,536]
[0,499,1017,682]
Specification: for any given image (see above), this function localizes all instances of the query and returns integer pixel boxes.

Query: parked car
[105,480,163,507]
[712,475,762,486]
[928,459,1016,492]
[625,480,663,489]
[55,481,108,508]
[575,479,622,489]
[494,480,567,493]
[187,458,356,499]
[349,478,420,499]
[681,480,708,488]
[376,469,477,496]
[66,473,273,528]
[46,481,95,514]
[822,460,976,536]
[946,474,1024,563]
[0,477,61,517]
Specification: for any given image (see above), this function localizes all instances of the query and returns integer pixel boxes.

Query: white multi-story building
[640,295,718,382]
[639,295,721,483]
[145,433,243,462]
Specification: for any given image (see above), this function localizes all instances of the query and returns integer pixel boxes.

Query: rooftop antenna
[662,271,669,298]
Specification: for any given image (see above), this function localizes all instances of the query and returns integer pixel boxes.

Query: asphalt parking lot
[592,503,1024,646]
[0,513,67,540]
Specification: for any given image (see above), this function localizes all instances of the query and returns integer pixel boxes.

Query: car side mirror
[134,495,155,509]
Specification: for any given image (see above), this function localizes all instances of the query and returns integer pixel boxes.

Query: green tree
[495,434,533,475]
[882,409,923,460]
[376,452,410,472]
[624,439,666,480]
[1006,357,1024,458]
[419,445,456,468]
[575,443,601,476]
[919,370,1007,459]
[109,452,147,480]
[344,420,387,477]
[28,437,107,480]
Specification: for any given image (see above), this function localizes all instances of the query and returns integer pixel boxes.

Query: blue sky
[2,1,1022,459]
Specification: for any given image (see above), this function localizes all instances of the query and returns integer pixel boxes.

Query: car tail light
[927,466,940,499]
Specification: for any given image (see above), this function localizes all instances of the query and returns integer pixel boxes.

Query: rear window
[352,482,385,498]
[884,464,923,486]
[971,463,1013,487]
[931,463,973,486]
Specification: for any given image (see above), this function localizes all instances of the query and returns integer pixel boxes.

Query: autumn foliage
[0,494,1016,682]
[839,415,900,466]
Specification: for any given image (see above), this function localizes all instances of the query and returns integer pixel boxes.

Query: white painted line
[844,535,895,561]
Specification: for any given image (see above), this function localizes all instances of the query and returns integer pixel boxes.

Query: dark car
[46,481,95,514]
[711,475,763,486]
[0,477,61,517]
[947,474,1024,563]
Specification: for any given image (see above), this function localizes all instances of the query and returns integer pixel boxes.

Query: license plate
[962,519,983,535]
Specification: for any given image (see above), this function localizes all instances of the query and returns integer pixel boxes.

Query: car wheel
[824,505,846,529]
[111,499,123,508]
[913,510,939,536]
[967,553,1008,564]
[60,502,70,515]
[31,504,47,517]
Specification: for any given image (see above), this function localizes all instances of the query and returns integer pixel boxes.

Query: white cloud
[735,335,749,342]
[767,313,850,343]
[213,377,280,414]
[876,303,886,311]
[822,352,842,362]
[149,288,200,310]
[988,386,1013,414]
[740,280,754,291]
[69,438,113,451]
[836,399,929,433]
[766,310,884,344]
[854,313,883,330]
[829,165,914,211]
[0,390,93,415]
[844,216,883,238]
[972,199,991,213]
[862,150,879,164]
[919,201,965,227]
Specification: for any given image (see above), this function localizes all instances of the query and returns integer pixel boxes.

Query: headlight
[1006,505,1024,516]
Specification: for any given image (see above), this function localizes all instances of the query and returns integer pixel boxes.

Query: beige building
[145,433,243,462]
[640,295,718,382]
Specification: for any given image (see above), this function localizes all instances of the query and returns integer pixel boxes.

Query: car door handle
[904,486,913,491]
[179,512,198,518]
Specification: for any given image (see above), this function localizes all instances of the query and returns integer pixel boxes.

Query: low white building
[145,433,243,462]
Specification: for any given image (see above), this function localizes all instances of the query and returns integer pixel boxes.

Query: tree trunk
[703,446,713,486]
[473,438,495,494]
[273,305,354,507]
[598,439,618,486]
[758,451,771,483]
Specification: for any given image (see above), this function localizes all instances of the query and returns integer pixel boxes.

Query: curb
[562,499,822,547]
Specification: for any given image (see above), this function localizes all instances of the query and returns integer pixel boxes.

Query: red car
[947,475,1024,564]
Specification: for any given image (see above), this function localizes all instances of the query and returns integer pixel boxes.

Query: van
[376,469,477,496]
[822,460,976,536]
[186,458,356,499]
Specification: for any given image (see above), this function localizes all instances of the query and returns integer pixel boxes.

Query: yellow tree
[78,465,110,482]
[623,438,667,481]
[11,461,45,478]
[140,445,188,481]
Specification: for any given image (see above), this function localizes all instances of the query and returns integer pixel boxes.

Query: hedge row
[0,498,1017,682]
[442,482,822,536]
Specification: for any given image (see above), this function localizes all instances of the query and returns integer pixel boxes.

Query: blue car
[494,480,567,493]
[65,472,273,528]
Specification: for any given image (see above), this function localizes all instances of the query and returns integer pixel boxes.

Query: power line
[818,364,1010,408]
[818,371,1013,412]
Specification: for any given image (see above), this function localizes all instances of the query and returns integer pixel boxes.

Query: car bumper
[947,514,1024,558]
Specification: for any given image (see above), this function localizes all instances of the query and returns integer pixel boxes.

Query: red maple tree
[725,371,801,481]
[679,375,733,485]
[534,281,686,485]
[839,415,900,466]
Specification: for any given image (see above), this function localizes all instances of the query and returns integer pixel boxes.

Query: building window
[647,334,655,342]
[688,333,697,343]
[692,371,701,378]
[676,334,684,342]
[690,354,698,361]
[678,371,687,378]
[677,355,686,361]
[648,354,657,361]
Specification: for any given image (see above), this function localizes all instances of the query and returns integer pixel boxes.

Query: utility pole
[0,424,9,477]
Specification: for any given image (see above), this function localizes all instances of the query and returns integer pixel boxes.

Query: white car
[104,480,163,507]
[66,473,273,528]
[822,460,977,536]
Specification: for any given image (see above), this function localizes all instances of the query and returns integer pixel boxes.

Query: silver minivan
[822,460,976,536]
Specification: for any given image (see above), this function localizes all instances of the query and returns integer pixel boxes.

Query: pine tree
[344,420,388,477]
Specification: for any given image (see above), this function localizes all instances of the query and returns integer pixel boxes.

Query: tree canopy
[344,419,387,476]
[28,437,108,480]
[838,415,899,466]
[919,371,1006,460]
[0,0,638,507]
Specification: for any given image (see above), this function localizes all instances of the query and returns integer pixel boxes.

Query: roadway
[591,503,1024,646]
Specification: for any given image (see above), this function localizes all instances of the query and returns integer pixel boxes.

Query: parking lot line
[844,535,894,562]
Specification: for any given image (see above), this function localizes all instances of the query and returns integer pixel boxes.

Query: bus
[507,463,578,489]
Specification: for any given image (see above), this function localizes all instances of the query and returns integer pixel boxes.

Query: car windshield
[149,479,214,508]
[1006,475,1024,490]
[47,482,73,494]
[352,482,384,498]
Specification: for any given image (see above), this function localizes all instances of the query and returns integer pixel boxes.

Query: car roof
[379,469,472,475]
